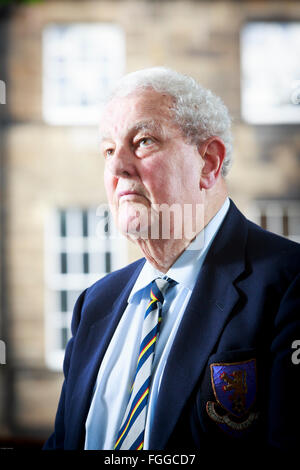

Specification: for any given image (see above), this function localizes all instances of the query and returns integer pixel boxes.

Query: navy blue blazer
[44,200,300,453]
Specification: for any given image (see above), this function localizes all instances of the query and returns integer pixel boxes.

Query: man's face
[101,89,204,239]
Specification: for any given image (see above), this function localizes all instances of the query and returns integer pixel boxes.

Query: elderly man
[44,67,300,454]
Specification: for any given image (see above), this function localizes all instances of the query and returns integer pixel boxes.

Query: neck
[132,180,228,273]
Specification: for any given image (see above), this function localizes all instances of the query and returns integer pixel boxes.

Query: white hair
[107,67,233,177]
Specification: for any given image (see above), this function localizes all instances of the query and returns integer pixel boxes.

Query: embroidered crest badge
[206,358,259,435]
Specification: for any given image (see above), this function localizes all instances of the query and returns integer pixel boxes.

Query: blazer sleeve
[268,271,300,450]
[43,289,87,450]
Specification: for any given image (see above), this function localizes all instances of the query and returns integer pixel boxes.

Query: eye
[138,137,154,147]
[104,148,114,159]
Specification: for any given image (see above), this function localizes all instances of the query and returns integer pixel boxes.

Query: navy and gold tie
[114,277,176,450]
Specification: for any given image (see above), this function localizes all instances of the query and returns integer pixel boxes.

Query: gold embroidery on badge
[206,401,259,430]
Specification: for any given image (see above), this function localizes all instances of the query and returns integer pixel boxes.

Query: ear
[198,137,226,190]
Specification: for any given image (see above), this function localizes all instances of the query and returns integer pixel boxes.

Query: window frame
[240,21,300,124]
[44,206,128,370]
[246,199,300,243]
[42,22,126,125]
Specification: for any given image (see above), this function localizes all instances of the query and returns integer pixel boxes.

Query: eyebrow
[133,120,163,135]
[99,119,164,144]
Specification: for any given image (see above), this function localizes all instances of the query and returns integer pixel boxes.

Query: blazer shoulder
[245,217,300,279]
[226,200,299,282]
[229,199,299,255]
[246,217,300,254]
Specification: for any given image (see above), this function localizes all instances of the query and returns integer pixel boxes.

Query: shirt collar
[128,197,230,302]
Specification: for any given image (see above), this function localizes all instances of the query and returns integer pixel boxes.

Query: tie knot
[151,277,176,303]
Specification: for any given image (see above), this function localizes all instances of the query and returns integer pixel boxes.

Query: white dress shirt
[84,197,230,449]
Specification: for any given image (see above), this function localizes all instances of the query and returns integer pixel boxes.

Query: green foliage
[0,0,44,5]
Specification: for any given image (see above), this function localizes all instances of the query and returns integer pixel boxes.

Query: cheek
[145,152,199,203]
[140,161,171,200]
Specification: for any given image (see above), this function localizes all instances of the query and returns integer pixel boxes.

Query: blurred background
[0,0,299,449]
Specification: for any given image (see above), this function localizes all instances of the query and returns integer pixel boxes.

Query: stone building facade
[0,0,299,445]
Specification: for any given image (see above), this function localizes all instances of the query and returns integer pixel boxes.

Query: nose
[106,144,137,178]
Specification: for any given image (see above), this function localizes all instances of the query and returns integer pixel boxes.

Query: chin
[117,203,151,238]
[119,219,151,240]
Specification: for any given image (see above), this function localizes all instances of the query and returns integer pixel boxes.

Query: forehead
[99,89,176,140]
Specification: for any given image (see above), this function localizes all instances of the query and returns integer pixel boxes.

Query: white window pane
[45,206,127,370]
[67,290,82,312]
[89,252,105,274]
[67,252,83,273]
[56,290,81,313]
[88,208,98,238]
[66,209,83,237]
[241,22,300,124]
[289,215,300,236]
[265,204,283,235]
[266,216,283,236]
[43,23,125,125]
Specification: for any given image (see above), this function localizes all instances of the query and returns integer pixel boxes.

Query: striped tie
[114,277,176,450]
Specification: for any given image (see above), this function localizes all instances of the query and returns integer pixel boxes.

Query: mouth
[117,190,143,200]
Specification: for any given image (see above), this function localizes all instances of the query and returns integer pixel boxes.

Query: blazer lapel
[149,201,249,449]
[65,259,145,449]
